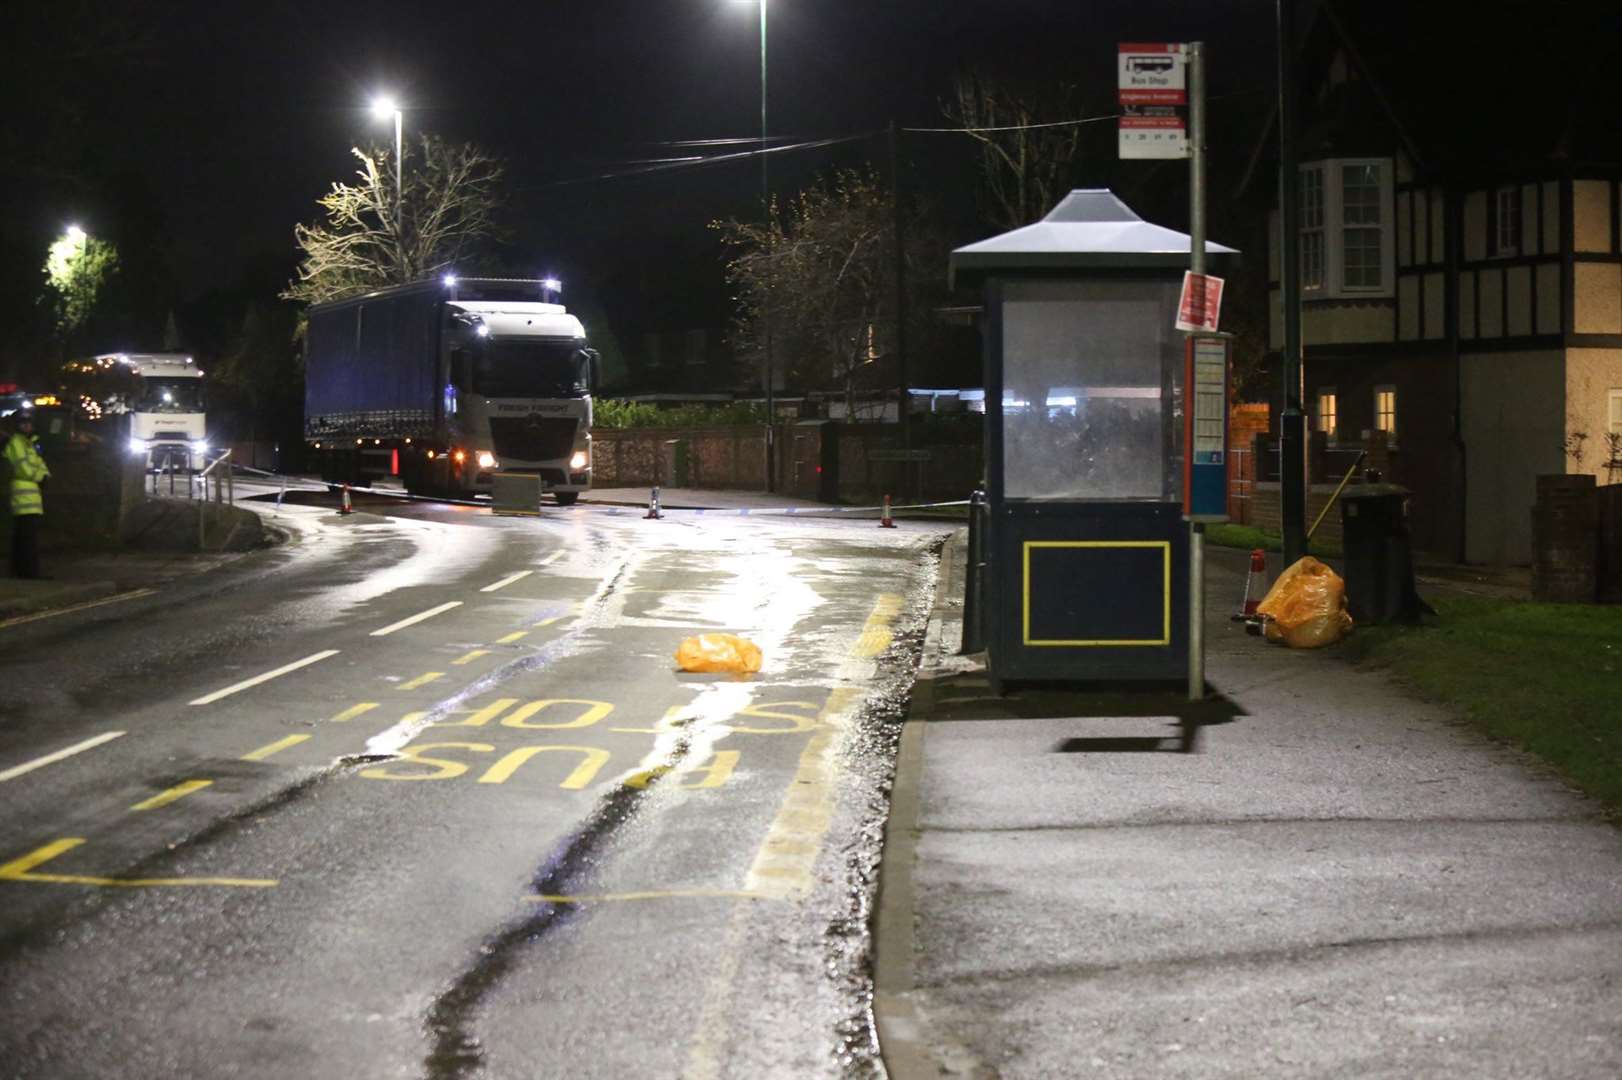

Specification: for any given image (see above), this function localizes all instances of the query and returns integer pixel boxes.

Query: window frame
[1316,387,1339,440]
[1608,388,1622,434]
[1374,384,1397,444]
[1298,158,1395,298]
[1493,186,1521,258]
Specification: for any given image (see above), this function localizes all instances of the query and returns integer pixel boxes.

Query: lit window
[1316,389,1338,437]
[1494,187,1520,257]
[1298,159,1393,297]
[1609,388,1622,433]
[1374,385,1397,439]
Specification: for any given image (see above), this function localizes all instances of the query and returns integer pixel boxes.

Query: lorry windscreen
[137,377,204,413]
[474,340,588,398]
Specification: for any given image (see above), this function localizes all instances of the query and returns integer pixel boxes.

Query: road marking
[853,593,904,657]
[496,630,529,644]
[399,671,445,690]
[189,650,341,706]
[241,734,312,762]
[533,617,561,627]
[0,588,157,631]
[529,888,768,905]
[480,570,533,593]
[130,780,211,812]
[328,702,379,723]
[370,601,462,637]
[451,649,489,666]
[0,731,125,784]
[536,551,564,567]
[0,838,277,888]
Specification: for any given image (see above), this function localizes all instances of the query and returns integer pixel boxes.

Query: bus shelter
[951,190,1238,684]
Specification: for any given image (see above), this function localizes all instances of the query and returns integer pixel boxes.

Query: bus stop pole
[1187,41,1207,702]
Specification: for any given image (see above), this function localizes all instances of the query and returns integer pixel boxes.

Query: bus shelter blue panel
[989,501,1188,683]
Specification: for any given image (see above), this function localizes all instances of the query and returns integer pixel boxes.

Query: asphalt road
[0,487,948,1079]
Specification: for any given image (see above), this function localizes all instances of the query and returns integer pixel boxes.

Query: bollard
[276,474,287,508]
[879,494,897,528]
[644,485,663,520]
[960,486,986,654]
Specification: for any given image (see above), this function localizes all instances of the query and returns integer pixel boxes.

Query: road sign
[1175,271,1225,332]
[1118,43,1188,159]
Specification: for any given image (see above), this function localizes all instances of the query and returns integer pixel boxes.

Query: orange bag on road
[675,633,763,674]
[1255,556,1354,649]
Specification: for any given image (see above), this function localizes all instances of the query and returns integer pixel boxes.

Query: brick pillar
[1532,475,1598,603]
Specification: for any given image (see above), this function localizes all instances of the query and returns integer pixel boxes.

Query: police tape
[227,464,969,519]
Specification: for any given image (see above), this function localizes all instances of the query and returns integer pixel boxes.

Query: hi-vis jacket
[3,431,49,516]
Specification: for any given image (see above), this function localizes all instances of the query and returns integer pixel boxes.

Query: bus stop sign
[1183,335,1230,522]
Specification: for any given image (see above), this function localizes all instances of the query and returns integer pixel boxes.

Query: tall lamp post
[371,95,404,273]
[736,0,774,490]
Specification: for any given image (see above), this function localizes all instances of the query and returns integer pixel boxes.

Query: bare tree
[945,70,1086,231]
[283,134,504,306]
[716,170,924,416]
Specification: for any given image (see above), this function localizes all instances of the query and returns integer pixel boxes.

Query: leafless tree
[283,135,504,307]
[944,70,1086,231]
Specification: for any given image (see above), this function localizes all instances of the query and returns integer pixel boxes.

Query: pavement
[875,536,1622,1078]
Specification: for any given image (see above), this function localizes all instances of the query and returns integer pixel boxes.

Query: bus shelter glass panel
[1001,279,1184,501]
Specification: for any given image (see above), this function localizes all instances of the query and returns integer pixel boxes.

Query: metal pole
[890,120,910,464]
[1188,42,1207,702]
[1277,0,1308,564]
[759,0,775,493]
[394,108,404,273]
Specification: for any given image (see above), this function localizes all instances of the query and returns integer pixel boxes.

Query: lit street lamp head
[370,95,399,120]
[65,224,86,241]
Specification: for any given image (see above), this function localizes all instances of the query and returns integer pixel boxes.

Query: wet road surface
[0,489,947,1079]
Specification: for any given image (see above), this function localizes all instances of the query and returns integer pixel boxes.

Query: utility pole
[889,121,911,478]
[1187,42,1207,702]
[1277,0,1308,563]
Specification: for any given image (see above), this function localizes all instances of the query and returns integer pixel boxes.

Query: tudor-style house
[1264,5,1622,564]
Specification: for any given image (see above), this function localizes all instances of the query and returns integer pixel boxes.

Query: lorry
[99,353,208,471]
[304,277,596,503]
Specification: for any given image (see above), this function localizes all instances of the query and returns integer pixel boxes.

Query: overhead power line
[904,113,1121,134]
[528,132,879,190]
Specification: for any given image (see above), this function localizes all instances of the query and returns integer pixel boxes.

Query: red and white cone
[878,494,897,528]
[339,484,354,516]
[644,485,663,520]
[1233,547,1266,620]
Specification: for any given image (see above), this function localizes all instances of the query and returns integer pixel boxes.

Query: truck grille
[153,431,190,442]
[488,416,577,464]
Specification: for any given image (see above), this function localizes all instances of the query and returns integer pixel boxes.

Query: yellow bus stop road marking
[0,588,157,631]
[0,838,277,888]
[399,671,445,690]
[451,649,489,666]
[0,731,125,784]
[328,702,379,723]
[130,780,211,811]
[370,601,463,637]
[189,650,341,706]
[529,889,769,905]
[241,734,312,762]
[533,617,561,628]
[496,630,529,644]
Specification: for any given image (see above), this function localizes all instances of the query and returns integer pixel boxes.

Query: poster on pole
[1175,271,1225,333]
[1118,43,1188,159]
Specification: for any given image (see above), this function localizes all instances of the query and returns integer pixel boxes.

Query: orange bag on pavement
[675,633,763,673]
[1255,556,1354,649]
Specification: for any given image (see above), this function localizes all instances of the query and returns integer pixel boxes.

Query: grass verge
[1206,522,1342,559]
[1344,594,1622,815]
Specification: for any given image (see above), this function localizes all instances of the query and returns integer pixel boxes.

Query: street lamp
[735,0,774,488]
[371,95,404,259]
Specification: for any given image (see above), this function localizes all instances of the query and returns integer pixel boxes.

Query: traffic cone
[644,485,663,520]
[878,494,897,528]
[1232,547,1266,620]
[339,484,353,516]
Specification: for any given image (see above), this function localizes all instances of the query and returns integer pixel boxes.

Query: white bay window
[1299,158,1394,297]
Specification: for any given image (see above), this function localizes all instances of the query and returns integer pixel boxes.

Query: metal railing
[192,449,234,549]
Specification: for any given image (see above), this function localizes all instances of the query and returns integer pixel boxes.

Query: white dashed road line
[189,650,342,706]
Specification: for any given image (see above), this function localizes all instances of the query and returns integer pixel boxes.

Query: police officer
[4,410,50,578]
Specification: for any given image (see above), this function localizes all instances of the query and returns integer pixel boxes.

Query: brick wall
[1248,482,1348,551]
[1228,404,1269,524]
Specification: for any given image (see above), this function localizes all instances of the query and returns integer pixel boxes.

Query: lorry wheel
[554,492,579,507]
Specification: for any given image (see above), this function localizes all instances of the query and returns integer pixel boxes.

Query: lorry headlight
[569,450,588,471]
[476,451,497,469]
[129,437,149,455]
[190,439,209,454]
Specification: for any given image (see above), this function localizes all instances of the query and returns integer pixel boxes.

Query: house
[1260,0,1622,563]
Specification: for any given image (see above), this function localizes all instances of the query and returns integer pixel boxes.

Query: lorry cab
[101,353,207,472]
[438,302,595,502]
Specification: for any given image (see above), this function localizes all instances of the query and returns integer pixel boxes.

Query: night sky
[3,0,1283,376]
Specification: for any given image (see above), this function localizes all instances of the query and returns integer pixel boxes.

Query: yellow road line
[496,630,529,644]
[189,649,341,706]
[0,588,157,631]
[328,702,379,723]
[0,838,276,888]
[240,734,312,762]
[0,731,125,784]
[529,888,768,905]
[533,616,562,628]
[399,671,445,690]
[451,649,489,666]
[369,601,463,637]
[480,570,533,593]
[130,780,211,812]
